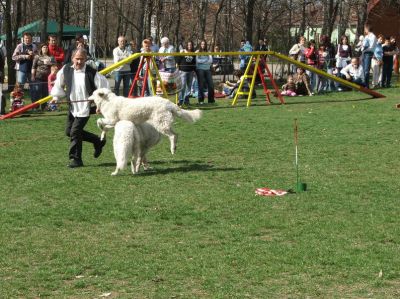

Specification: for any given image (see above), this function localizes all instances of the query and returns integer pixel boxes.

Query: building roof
[0,19,89,40]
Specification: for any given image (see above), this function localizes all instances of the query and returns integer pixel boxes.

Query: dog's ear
[96,88,108,99]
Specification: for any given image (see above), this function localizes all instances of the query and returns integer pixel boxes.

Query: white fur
[89,88,202,154]
[111,120,161,176]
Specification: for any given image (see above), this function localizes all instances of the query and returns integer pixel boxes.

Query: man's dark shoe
[68,159,84,168]
[94,139,106,158]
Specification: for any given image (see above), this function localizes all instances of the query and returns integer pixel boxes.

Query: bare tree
[40,0,49,43]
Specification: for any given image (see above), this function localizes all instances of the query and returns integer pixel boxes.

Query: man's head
[23,32,32,45]
[364,24,373,35]
[48,35,58,46]
[351,57,360,68]
[142,39,151,52]
[160,37,169,47]
[75,33,84,45]
[117,36,126,48]
[72,48,87,70]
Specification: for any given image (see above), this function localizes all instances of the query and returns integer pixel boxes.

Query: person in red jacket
[48,35,65,68]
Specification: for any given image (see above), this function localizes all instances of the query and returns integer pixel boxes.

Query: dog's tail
[176,108,203,123]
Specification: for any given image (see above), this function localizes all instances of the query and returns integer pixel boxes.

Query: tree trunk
[198,0,208,41]
[244,0,256,44]
[57,0,65,47]
[356,0,368,37]
[4,0,15,91]
[211,0,225,49]
[174,0,181,49]
[40,0,49,43]
[298,0,307,37]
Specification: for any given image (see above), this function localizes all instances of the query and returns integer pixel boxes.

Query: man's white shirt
[51,64,109,117]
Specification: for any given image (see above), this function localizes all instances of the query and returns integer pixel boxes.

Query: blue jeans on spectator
[381,59,393,87]
[114,70,131,97]
[179,71,194,105]
[196,69,214,104]
[362,52,373,88]
[17,71,35,103]
[31,80,49,110]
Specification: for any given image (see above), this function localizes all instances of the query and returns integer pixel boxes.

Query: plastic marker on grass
[294,118,307,192]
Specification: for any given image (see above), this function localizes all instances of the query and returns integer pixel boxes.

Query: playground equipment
[231,53,285,107]
[0,50,385,121]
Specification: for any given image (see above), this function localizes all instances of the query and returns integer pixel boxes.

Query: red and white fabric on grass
[255,187,288,196]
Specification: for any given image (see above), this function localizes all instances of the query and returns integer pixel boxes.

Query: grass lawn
[1,86,400,298]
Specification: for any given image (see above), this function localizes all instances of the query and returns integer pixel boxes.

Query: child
[222,69,257,99]
[281,75,297,96]
[222,70,244,98]
[10,83,24,112]
[47,64,59,111]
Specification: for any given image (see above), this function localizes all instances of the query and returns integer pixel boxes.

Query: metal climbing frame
[231,54,285,107]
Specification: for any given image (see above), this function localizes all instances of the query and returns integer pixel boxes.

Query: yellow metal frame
[231,54,261,107]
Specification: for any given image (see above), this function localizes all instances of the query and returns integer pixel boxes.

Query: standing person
[127,40,140,96]
[48,35,65,68]
[255,39,268,83]
[113,36,132,97]
[196,40,215,105]
[47,64,59,111]
[178,40,196,106]
[12,32,38,102]
[335,35,352,71]
[50,48,109,168]
[140,39,156,96]
[0,43,5,115]
[158,37,176,72]
[289,36,306,73]
[335,35,352,90]
[381,36,397,88]
[64,34,89,64]
[319,34,336,91]
[371,34,384,88]
[239,40,253,72]
[31,43,55,110]
[361,24,377,88]
[390,36,399,75]
[148,36,159,53]
[304,39,318,92]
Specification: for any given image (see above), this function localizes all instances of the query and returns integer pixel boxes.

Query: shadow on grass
[96,160,241,176]
[194,94,378,111]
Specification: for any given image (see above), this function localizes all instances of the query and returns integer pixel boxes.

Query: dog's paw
[111,171,118,176]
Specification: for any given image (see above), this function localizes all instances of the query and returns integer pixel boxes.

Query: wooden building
[367,0,400,40]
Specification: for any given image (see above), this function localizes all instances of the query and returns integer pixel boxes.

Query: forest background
[1,0,399,89]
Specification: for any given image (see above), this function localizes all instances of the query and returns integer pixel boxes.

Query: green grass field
[1,87,400,298]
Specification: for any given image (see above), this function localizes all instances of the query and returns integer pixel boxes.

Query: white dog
[111,120,162,175]
[89,88,202,154]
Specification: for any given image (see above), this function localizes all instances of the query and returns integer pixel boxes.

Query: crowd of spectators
[286,24,399,96]
[1,25,399,116]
